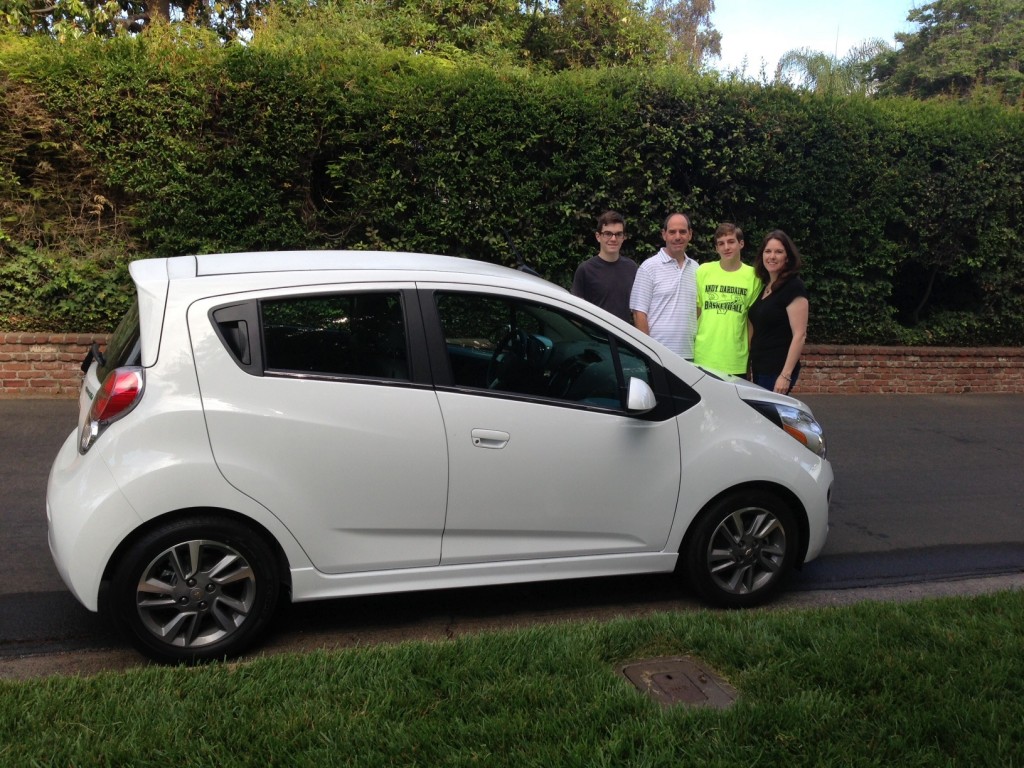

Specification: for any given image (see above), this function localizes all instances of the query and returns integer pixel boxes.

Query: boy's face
[715,234,743,261]
[596,224,626,258]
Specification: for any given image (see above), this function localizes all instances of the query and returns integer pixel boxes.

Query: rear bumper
[46,430,141,612]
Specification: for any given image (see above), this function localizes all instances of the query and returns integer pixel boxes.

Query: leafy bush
[1,25,1023,342]
[0,243,133,332]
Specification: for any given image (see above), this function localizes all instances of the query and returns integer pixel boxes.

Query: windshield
[98,299,142,381]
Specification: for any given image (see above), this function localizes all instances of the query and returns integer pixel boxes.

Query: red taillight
[80,367,144,453]
[91,368,144,422]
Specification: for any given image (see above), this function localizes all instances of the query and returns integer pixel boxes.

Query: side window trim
[402,289,433,386]
[417,286,456,388]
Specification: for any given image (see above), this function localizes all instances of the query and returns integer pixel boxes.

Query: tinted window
[435,292,651,408]
[262,293,409,380]
[99,299,141,380]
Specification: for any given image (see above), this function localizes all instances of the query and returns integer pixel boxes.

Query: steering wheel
[547,356,584,399]
[546,348,604,400]
[487,328,529,389]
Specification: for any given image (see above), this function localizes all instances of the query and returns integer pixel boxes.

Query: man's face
[715,233,743,261]
[596,223,626,258]
[662,215,692,258]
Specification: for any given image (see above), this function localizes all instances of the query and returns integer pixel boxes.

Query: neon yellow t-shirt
[694,262,762,375]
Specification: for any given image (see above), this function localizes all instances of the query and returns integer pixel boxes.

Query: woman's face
[762,238,787,278]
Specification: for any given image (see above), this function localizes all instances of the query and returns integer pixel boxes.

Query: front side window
[435,292,651,408]
[262,292,408,380]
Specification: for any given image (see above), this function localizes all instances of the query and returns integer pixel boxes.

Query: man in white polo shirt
[629,212,699,359]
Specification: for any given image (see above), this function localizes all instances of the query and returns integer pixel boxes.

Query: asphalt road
[2,394,1023,676]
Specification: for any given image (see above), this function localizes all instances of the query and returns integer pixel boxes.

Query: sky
[711,0,922,77]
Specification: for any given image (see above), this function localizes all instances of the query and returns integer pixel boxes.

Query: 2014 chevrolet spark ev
[47,251,832,664]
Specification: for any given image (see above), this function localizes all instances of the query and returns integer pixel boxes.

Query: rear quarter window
[98,299,142,380]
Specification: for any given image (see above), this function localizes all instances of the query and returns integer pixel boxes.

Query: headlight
[776,405,826,457]
[746,401,827,458]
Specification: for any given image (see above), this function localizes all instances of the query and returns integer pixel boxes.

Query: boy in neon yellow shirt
[694,223,762,376]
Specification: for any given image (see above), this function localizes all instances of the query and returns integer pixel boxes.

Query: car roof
[161,250,546,284]
[127,252,561,369]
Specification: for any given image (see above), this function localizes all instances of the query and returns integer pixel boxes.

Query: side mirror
[626,377,657,413]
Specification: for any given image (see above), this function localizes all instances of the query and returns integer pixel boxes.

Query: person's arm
[633,311,651,335]
[629,267,651,334]
[776,297,809,393]
[570,264,586,298]
[746,319,754,379]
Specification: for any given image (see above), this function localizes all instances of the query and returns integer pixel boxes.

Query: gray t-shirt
[571,255,639,324]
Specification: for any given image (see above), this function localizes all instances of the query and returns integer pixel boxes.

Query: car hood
[699,367,816,412]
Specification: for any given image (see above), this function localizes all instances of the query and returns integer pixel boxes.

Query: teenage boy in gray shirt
[571,210,638,324]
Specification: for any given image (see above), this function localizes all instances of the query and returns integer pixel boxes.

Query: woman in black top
[748,230,808,394]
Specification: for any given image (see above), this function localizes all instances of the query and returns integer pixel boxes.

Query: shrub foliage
[1,24,1023,342]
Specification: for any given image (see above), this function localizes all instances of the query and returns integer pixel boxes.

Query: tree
[871,0,1024,106]
[498,0,720,70]
[1,0,262,39]
[2,0,721,71]
[519,0,672,69]
[777,39,892,96]
[649,0,720,68]
[361,0,528,63]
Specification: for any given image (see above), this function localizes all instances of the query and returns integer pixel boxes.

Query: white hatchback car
[47,251,831,663]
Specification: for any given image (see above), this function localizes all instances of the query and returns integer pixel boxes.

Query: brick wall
[0,333,107,398]
[799,346,1024,395]
[2,332,1023,398]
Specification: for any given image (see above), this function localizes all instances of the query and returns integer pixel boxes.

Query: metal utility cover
[621,657,737,709]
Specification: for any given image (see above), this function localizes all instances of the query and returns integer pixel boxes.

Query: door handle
[471,429,510,449]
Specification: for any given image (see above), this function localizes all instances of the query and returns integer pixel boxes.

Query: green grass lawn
[2,591,1022,767]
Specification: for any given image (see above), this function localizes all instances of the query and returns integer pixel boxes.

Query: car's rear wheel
[682,490,798,608]
[108,517,281,664]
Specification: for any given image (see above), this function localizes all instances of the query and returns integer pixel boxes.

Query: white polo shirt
[629,248,699,359]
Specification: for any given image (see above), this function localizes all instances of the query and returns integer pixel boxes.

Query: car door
[425,288,682,564]
[187,286,448,574]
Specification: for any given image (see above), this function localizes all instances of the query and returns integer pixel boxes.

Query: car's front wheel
[682,490,799,608]
[108,517,281,664]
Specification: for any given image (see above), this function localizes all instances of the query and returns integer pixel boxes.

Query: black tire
[682,490,799,608]
[107,516,281,664]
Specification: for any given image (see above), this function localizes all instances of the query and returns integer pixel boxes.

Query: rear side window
[261,292,409,380]
[98,299,141,381]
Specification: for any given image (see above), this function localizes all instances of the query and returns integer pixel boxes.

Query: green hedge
[2,26,1023,343]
